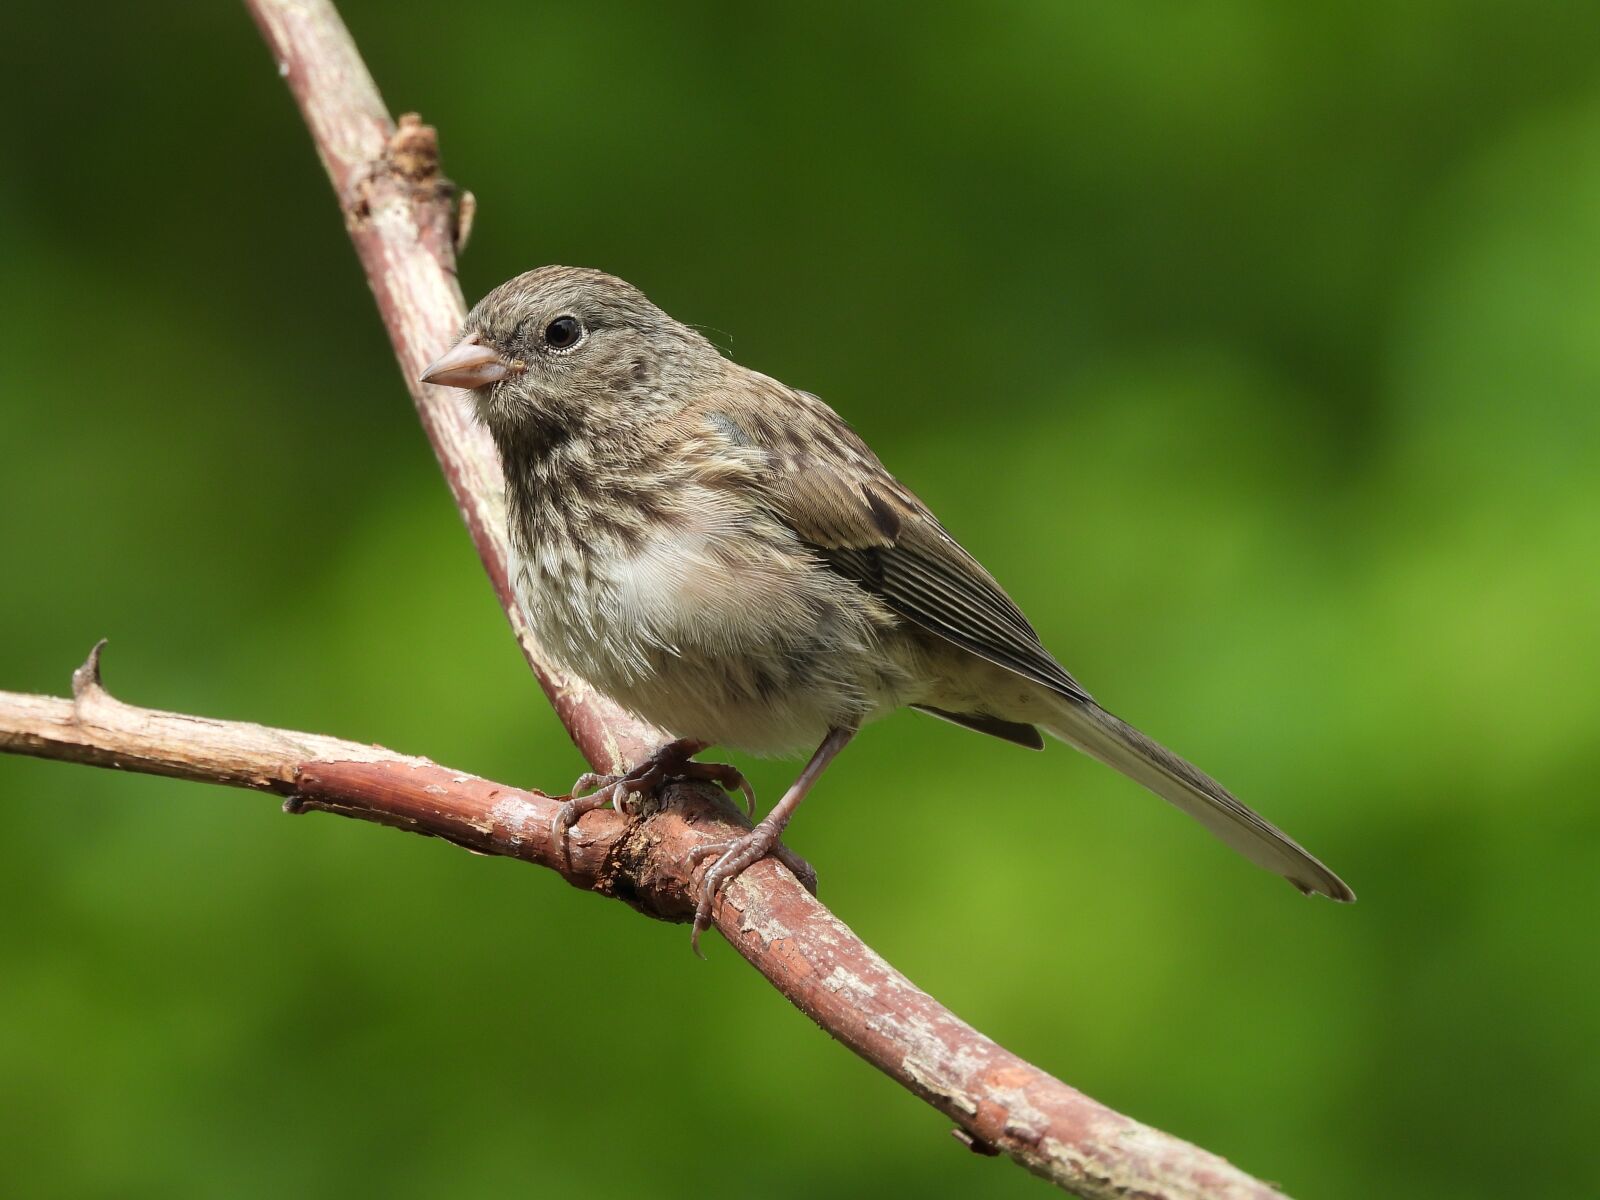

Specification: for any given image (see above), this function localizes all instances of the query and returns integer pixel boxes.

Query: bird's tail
[1042,700,1354,901]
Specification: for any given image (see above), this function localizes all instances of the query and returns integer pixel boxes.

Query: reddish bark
[2,650,1290,1198]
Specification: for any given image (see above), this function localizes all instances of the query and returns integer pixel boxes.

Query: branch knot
[386,112,439,183]
[342,112,465,264]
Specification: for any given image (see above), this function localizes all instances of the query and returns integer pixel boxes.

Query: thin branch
[245,0,657,776]
[3,648,1288,1199]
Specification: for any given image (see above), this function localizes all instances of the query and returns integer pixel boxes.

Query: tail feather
[1043,701,1354,902]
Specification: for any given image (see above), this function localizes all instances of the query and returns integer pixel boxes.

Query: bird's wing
[705,385,1091,705]
[703,382,1353,904]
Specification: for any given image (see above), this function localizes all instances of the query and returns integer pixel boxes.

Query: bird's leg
[687,726,855,956]
[552,738,755,864]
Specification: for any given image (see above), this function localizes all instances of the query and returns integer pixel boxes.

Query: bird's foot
[686,822,817,956]
[672,759,756,819]
[551,739,755,865]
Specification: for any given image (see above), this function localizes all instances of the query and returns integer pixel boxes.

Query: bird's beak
[420,335,521,389]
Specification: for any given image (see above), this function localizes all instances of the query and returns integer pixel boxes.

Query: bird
[421,266,1354,950]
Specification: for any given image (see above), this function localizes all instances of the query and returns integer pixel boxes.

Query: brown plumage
[422,266,1354,950]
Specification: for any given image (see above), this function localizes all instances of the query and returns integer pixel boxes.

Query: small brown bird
[423,266,1353,949]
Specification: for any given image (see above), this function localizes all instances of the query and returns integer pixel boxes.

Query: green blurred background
[3,2,1597,1196]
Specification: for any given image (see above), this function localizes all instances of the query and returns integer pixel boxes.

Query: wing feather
[704,391,1091,705]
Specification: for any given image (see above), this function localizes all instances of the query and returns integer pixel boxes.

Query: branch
[3,647,1288,1199]
[1,641,718,919]
[245,0,657,776]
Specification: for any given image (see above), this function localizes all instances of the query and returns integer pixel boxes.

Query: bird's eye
[544,316,582,350]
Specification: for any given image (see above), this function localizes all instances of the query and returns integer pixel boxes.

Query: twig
[2,646,1288,1199]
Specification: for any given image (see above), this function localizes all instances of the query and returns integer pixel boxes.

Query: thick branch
[2,649,1288,1199]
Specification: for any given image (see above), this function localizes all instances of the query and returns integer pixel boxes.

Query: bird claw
[550,784,624,857]
[552,763,660,866]
[568,768,648,817]
[552,740,756,867]
[676,760,756,819]
[550,787,621,867]
[687,823,816,957]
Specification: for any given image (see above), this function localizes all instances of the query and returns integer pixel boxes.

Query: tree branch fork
[6,641,740,924]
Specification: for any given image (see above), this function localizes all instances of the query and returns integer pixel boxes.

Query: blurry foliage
[2,3,1598,1197]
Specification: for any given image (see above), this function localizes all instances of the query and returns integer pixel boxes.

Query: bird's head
[421,266,718,451]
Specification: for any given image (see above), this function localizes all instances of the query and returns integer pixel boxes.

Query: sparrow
[422,266,1354,950]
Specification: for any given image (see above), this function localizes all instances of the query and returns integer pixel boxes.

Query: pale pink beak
[420,335,521,389]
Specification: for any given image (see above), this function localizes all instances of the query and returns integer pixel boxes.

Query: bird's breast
[506,481,917,754]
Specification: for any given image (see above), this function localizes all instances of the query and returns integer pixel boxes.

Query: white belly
[509,511,917,756]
